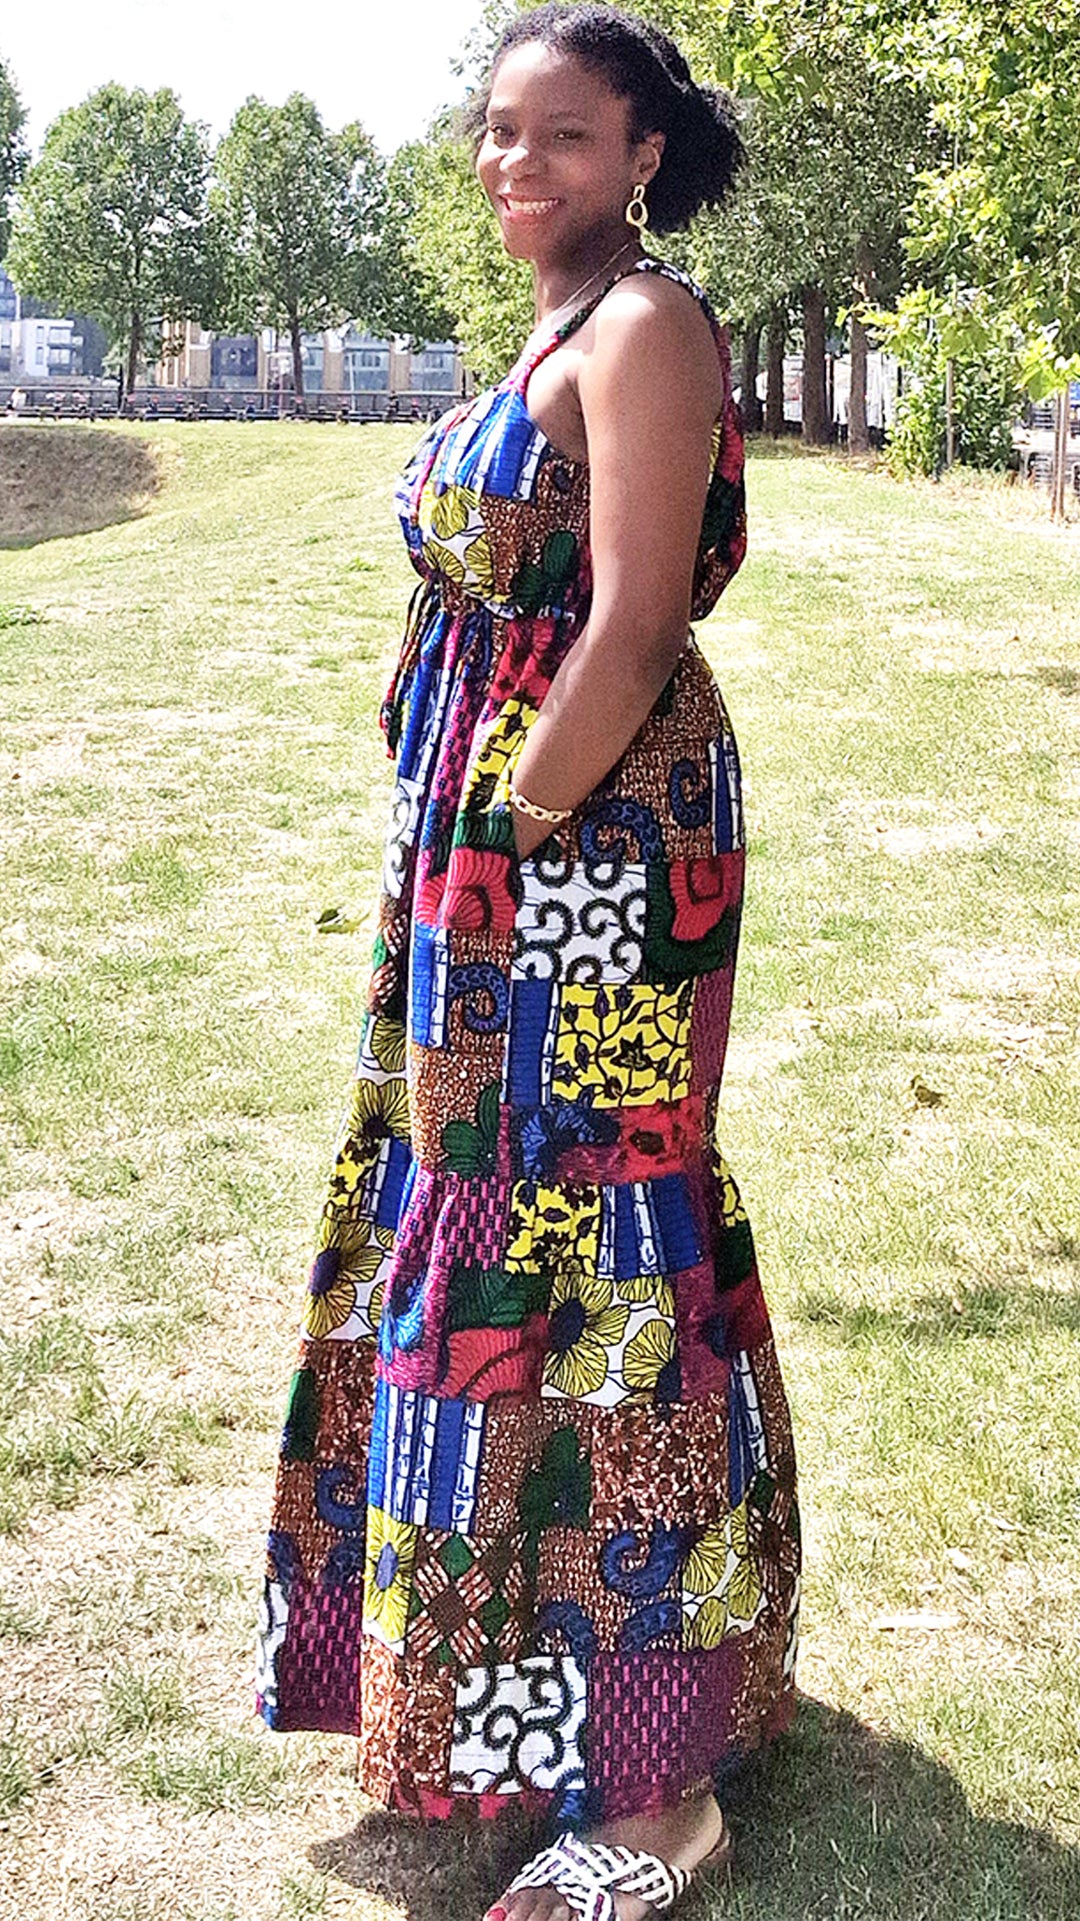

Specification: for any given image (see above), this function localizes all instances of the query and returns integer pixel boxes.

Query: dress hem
[260,1681,797,1830]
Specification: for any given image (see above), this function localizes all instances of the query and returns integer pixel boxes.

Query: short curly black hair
[466,2,744,235]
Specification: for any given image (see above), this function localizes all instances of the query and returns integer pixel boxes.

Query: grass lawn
[0,420,1078,1921]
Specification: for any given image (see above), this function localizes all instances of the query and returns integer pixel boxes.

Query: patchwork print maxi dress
[258,260,800,1827]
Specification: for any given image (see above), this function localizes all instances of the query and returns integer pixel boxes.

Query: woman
[257,8,800,1918]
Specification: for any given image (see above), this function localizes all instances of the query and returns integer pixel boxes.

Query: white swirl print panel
[449,1655,587,1796]
[513,854,647,984]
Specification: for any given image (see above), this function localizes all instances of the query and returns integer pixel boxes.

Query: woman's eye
[554,129,584,141]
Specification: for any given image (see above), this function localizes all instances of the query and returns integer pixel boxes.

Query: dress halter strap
[514,257,723,392]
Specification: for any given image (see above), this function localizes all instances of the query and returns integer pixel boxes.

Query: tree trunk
[848,240,873,456]
[944,359,956,470]
[801,285,830,445]
[740,321,763,432]
[765,308,786,437]
[849,308,869,454]
[1051,384,1069,521]
[289,313,306,413]
[124,310,141,404]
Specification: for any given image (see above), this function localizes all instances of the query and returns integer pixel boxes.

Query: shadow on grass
[310,1795,539,1921]
[0,424,160,547]
[1031,665,1080,698]
[743,433,838,461]
[964,665,1080,699]
[797,1276,1080,1343]
[309,1696,1080,1921]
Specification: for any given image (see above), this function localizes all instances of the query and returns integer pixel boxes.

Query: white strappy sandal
[500,1820,732,1921]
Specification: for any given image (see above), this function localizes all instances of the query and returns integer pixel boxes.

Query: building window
[300,339,324,394]
[410,344,456,394]
[210,335,259,388]
[343,345,388,393]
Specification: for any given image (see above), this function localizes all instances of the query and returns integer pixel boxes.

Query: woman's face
[476,41,661,266]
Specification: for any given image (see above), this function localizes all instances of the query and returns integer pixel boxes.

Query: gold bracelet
[508,782,572,825]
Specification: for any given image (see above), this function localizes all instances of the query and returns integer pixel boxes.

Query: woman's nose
[501,141,540,176]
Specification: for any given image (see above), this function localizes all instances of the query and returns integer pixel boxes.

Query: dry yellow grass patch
[0,426,162,547]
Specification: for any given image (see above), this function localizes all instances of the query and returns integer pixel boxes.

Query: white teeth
[504,197,558,213]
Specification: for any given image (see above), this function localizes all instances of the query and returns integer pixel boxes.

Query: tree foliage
[419,0,1078,463]
[9,85,210,396]
[412,2,942,430]
[643,1,942,444]
[894,0,1080,381]
[5,0,1075,466]
[872,285,1023,475]
[404,120,533,384]
[212,94,387,399]
[0,52,27,260]
[362,144,461,345]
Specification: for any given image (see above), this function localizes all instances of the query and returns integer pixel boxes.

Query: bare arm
[511,276,723,857]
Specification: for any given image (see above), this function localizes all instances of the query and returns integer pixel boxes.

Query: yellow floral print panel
[506,1181,600,1277]
[542,1270,630,1401]
[324,1073,411,1222]
[713,1149,748,1229]
[620,1314,676,1395]
[540,1266,680,1409]
[362,1508,417,1653]
[418,481,495,597]
[304,1216,392,1343]
[460,696,540,815]
[552,983,694,1108]
[681,1497,765,1646]
[358,1014,408,1080]
[615,1274,675,1315]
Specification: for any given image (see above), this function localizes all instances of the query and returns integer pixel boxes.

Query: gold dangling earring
[625,182,648,233]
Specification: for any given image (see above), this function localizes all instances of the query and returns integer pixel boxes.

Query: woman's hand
[511,807,554,864]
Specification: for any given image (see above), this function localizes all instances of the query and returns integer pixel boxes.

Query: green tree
[900,6,1080,355]
[213,94,386,403]
[649,0,940,447]
[463,3,937,443]
[0,52,27,259]
[401,119,532,383]
[865,0,1079,503]
[872,285,1023,476]
[406,0,941,435]
[9,84,211,398]
[362,143,459,345]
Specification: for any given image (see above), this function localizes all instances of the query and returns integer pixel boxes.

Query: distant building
[154,320,468,404]
[410,341,457,395]
[13,314,85,380]
[0,268,14,376]
[0,267,87,382]
[211,334,260,388]
[0,267,467,402]
[342,329,390,394]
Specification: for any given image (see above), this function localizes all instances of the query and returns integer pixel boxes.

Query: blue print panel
[367,1376,487,1534]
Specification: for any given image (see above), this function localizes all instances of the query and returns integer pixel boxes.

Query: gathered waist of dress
[380,577,492,749]
[381,573,587,757]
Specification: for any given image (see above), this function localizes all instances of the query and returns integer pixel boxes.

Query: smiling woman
[257,9,800,1920]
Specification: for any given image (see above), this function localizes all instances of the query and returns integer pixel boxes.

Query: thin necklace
[536,238,641,334]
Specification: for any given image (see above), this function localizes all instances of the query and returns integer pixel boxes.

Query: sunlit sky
[3,0,485,156]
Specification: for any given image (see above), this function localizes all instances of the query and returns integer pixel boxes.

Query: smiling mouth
[501,195,561,215]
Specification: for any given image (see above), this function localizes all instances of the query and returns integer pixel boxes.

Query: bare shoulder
[584,268,721,399]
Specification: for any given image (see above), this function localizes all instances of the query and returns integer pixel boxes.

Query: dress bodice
[394,259,747,629]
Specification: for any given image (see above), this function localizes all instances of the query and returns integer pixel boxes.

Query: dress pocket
[510,832,648,987]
